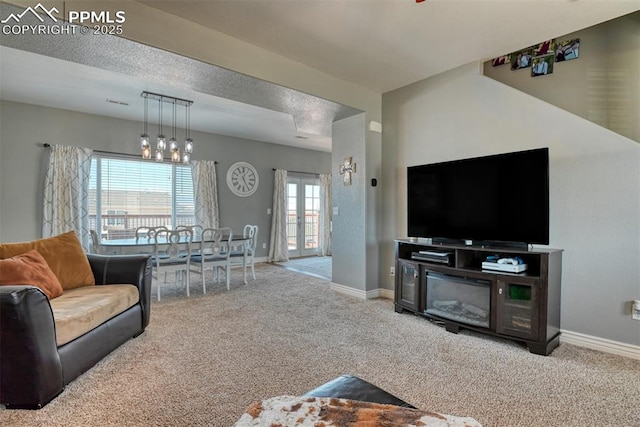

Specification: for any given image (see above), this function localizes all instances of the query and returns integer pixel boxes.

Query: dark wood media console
[394,239,563,355]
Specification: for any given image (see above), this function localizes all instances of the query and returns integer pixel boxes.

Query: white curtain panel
[268,169,288,262]
[191,160,220,229]
[319,173,332,256]
[42,144,93,251]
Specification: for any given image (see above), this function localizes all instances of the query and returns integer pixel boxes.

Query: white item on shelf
[481,261,528,273]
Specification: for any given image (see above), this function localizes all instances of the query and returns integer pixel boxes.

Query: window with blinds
[89,155,195,240]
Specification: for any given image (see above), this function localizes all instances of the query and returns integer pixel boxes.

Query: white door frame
[286,175,320,258]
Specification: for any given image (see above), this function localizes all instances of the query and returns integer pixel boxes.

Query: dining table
[99,234,251,283]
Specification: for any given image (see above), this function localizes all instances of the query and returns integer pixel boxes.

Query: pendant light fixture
[140,94,151,159]
[169,100,181,163]
[183,102,193,164]
[140,91,194,163]
[156,97,166,162]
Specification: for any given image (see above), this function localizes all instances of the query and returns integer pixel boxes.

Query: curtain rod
[272,168,320,175]
[43,144,217,164]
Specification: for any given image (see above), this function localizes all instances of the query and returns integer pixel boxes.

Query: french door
[286,176,321,258]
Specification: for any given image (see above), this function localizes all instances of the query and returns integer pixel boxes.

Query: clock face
[226,162,259,197]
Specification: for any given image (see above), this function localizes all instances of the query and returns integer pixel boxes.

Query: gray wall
[331,113,367,290]
[381,62,640,346]
[0,100,332,259]
[484,11,640,144]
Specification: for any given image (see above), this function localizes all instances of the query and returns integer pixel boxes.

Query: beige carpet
[2,263,639,426]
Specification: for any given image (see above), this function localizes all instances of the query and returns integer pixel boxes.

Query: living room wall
[483,11,640,144]
[381,62,640,348]
[0,100,332,258]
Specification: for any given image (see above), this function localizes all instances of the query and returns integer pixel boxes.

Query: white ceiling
[140,0,640,93]
[1,1,638,152]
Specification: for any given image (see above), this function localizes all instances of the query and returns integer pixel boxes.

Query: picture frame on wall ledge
[531,53,555,77]
[491,54,511,67]
[555,38,580,62]
[510,48,533,70]
[533,39,555,56]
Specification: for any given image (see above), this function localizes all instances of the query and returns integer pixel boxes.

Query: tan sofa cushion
[49,285,139,346]
[0,231,95,290]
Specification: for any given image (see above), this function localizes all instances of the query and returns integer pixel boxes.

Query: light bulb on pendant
[141,145,151,159]
[182,152,191,164]
[155,149,163,162]
[171,148,181,163]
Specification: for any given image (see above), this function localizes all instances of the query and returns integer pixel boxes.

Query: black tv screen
[407,148,549,245]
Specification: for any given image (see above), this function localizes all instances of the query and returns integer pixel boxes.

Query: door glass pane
[401,264,416,305]
[286,182,298,250]
[304,183,320,249]
[501,282,534,335]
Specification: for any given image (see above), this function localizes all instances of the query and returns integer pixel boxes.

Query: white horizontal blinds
[88,155,195,240]
[174,165,195,227]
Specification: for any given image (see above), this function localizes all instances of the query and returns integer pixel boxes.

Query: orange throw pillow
[0,231,95,290]
[0,250,64,299]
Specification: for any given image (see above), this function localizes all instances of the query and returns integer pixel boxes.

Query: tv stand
[394,239,563,355]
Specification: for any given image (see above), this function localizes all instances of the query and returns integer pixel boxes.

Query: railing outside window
[89,155,195,240]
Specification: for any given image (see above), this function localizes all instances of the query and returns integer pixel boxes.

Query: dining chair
[135,226,169,243]
[89,229,103,254]
[151,228,193,301]
[176,224,204,240]
[189,227,233,292]
[230,224,258,282]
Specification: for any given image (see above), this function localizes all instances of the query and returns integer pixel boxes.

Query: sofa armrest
[87,254,152,330]
[0,286,64,408]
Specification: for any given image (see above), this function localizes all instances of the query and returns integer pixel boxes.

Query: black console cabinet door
[395,260,420,312]
[496,277,540,341]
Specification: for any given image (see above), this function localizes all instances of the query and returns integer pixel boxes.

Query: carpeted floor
[2,263,639,426]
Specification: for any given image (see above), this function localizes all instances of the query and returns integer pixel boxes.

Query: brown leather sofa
[0,254,152,409]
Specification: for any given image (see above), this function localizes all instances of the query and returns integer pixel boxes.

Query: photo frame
[531,53,555,77]
[555,38,580,62]
[533,39,555,56]
[491,54,511,67]
[510,48,533,70]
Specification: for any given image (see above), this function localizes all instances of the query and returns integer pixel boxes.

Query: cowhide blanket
[234,395,482,426]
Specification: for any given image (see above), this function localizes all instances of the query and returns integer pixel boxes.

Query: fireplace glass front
[425,272,491,329]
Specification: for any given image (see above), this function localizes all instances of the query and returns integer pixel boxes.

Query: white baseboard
[329,282,368,299]
[329,285,394,300]
[560,330,640,360]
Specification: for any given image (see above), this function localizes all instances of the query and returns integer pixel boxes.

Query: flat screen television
[407,148,549,247]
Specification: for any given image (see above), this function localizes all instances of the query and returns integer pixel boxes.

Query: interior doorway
[286,175,321,258]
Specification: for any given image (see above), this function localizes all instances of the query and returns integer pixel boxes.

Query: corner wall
[381,63,640,346]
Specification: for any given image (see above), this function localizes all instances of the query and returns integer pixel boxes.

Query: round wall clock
[226,161,259,197]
